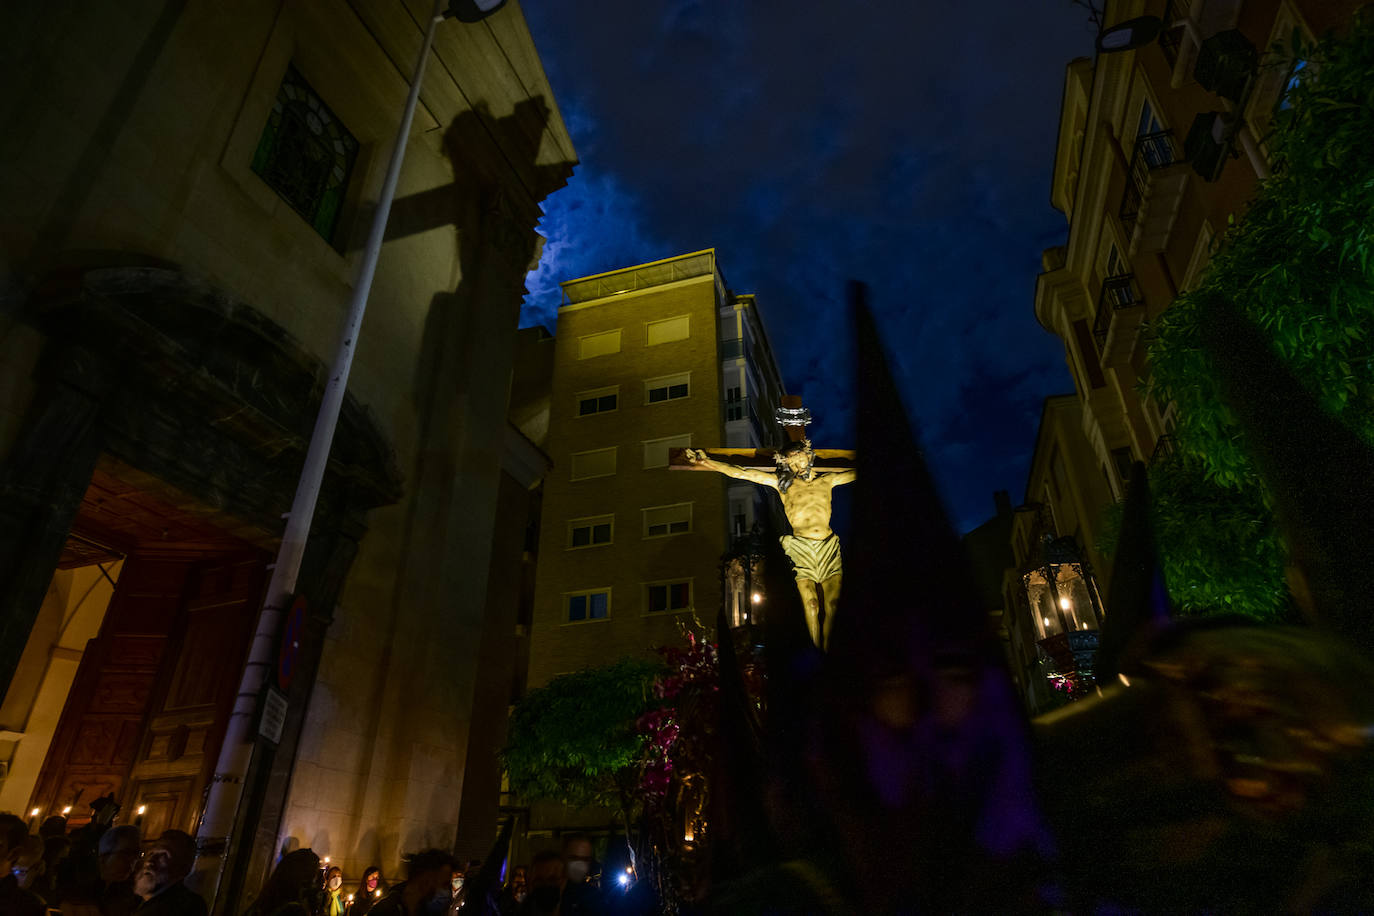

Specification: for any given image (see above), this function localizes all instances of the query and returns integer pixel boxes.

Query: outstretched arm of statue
[684,448,778,488]
[827,468,857,486]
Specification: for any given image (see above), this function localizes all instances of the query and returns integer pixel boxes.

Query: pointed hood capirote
[828,282,998,671]
[807,283,1054,912]
[1197,296,1374,651]
[1097,460,1173,682]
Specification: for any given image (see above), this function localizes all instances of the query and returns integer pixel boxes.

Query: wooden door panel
[127,555,265,833]
[51,772,123,815]
[164,604,249,711]
[28,556,197,821]
[88,670,157,713]
[103,558,199,633]
[106,635,165,667]
[66,718,141,767]
[135,776,197,844]
[32,552,266,830]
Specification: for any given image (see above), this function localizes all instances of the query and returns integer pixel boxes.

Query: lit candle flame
[61,806,72,815]
[29,808,39,818]
[137,805,146,815]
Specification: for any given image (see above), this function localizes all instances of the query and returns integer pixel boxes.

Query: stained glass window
[251,65,359,245]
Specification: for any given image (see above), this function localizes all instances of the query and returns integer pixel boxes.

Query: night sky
[518,2,1099,534]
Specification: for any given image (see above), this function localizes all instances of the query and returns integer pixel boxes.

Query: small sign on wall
[259,686,288,745]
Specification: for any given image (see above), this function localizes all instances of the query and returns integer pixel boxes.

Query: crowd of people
[0,808,204,915]
[0,806,628,916]
[245,834,625,916]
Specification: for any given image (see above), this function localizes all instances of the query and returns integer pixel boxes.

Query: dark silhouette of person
[368,849,455,916]
[242,849,322,916]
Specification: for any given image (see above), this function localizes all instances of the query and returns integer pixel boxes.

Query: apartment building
[0,0,574,900]
[527,250,786,688]
[1038,0,1354,499]
[1009,0,1361,707]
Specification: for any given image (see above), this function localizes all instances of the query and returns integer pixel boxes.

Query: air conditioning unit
[1185,112,1230,182]
[1194,29,1257,103]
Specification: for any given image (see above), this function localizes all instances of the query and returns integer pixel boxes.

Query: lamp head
[1096,16,1163,54]
[446,0,506,22]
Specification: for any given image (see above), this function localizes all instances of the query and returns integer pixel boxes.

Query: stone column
[0,346,111,695]
[222,520,364,909]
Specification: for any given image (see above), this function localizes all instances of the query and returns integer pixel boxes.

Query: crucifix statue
[671,396,855,649]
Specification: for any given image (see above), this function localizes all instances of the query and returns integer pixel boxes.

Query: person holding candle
[319,865,345,916]
[347,867,386,916]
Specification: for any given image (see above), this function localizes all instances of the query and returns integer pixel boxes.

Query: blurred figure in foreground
[243,849,321,916]
[557,837,601,916]
[515,852,562,916]
[496,867,526,915]
[0,834,48,916]
[368,850,454,916]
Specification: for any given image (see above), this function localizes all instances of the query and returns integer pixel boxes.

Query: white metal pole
[194,0,447,887]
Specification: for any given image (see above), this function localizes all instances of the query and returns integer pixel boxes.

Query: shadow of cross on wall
[353,97,574,269]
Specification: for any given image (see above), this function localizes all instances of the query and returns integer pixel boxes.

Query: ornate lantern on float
[1022,530,1106,698]
[720,525,766,636]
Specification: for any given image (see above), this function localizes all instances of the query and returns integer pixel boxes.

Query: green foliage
[1151,459,1288,617]
[501,657,664,810]
[1142,15,1374,615]
[1097,460,1287,618]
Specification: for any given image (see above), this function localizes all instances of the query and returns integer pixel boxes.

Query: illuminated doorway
[4,457,271,837]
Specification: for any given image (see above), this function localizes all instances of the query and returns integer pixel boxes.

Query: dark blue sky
[518,1,1098,533]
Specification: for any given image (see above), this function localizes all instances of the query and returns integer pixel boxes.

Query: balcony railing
[1092,274,1144,349]
[720,337,746,360]
[1149,433,1178,467]
[723,395,766,447]
[1120,131,1180,235]
[724,395,760,425]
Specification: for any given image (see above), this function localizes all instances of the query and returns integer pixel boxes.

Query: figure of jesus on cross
[676,397,855,649]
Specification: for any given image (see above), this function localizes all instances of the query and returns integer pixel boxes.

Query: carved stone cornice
[31,267,404,523]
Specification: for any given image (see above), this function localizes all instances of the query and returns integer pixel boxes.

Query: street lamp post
[192,0,506,901]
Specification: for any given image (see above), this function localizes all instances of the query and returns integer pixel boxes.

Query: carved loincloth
[779,533,842,582]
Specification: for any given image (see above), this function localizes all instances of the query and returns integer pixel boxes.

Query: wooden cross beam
[668,396,854,469]
[668,446,856,470]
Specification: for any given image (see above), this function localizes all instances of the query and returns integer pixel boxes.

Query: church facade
[0,0,574,905]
